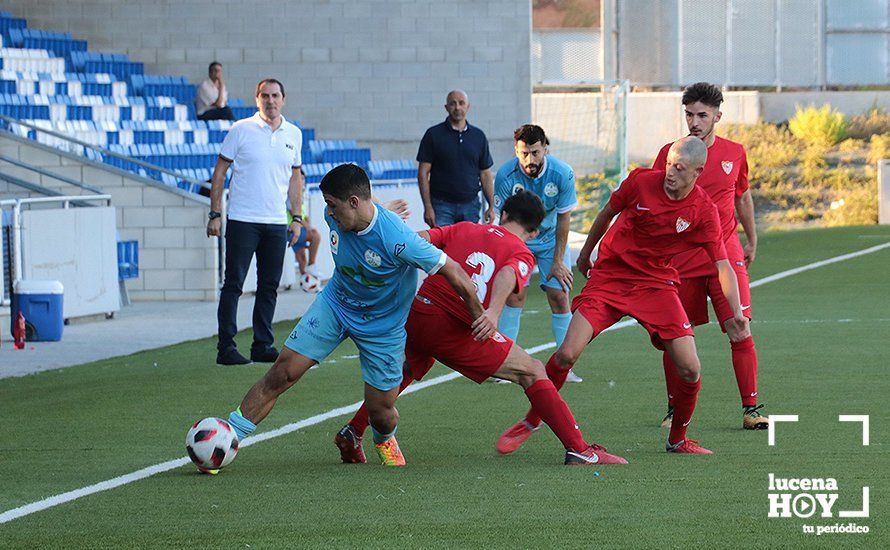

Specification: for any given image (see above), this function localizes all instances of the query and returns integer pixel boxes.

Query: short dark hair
[208,61,222,74]
[513,124,549,146]
[682,82,723,108]
[255,78,286,98]
[319,164,371,200]
[502,190,546,232]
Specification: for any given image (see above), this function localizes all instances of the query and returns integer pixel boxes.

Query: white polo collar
[356,203,379,236]
[251,112,288,132]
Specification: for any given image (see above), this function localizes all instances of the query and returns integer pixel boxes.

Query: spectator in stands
[206,78,303,366]
[196,61,234,121]
[417,89,495,228]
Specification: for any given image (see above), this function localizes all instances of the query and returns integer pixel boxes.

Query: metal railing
[0,114,212,192]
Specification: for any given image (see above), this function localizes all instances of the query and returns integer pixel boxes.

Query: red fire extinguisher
[13,311,26,350]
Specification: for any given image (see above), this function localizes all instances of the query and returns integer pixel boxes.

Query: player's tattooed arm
[576,203,617,276]
[715,259,751,341]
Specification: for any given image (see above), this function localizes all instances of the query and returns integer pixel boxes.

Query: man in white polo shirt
[207,78,303,365]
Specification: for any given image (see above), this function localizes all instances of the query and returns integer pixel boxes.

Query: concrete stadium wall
[0,134,218,301]
[5,0,532,163]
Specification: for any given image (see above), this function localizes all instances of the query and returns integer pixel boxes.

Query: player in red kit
[653,82,768,431]
[497,137,749,455]
[335,190,627,466]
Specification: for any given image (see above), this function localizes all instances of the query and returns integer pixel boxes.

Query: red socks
[668,376,701,444]
[731,336,758,407]
[665,336,759,409]
[662,352,680,408]
[524,354,571,426]
[524,378,587,452]
[348,373,414,437]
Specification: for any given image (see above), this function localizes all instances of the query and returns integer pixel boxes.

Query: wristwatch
[208,211,222,220]
[290,214,303,224]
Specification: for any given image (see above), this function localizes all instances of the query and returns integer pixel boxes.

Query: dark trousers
[217,220,287,352]
[198,106,235,121]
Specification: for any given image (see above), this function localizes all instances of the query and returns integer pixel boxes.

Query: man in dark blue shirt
[417,90,495,227]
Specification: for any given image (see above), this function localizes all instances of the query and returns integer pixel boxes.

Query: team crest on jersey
[330,231,339,254]
[494,195,503,209]
[543,182,558,197]
[364,249,382,268]
[518,261,529,277]
[492,332,507,343]
[511,183,524,195]
[676,217,691,233]
[721,161,733,174]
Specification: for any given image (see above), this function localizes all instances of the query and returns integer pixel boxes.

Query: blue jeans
[218,220,287,352]
[431,196,482,226]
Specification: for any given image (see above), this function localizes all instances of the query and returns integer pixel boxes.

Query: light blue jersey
[285,203,447,390]
[494,155,578,250]
[321,203,446,335]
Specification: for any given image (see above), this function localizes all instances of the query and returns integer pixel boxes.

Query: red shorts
[404,297,514,383]
[572,275,694,349]
[678,245,753,331]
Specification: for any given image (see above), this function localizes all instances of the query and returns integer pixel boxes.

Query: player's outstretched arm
[576,203,616,276]
[438,258,493,340]
[716,259,750,341]
[374,196,411,220]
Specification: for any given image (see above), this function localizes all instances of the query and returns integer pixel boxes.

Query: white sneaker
[565,369,583,383]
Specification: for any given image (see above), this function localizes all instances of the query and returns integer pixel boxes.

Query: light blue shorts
[284,297,405,391]
[527,242,572,291]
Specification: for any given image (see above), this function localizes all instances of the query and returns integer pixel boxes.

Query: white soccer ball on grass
[185,417,239,474]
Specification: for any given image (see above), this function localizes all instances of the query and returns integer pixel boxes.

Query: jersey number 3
[465,252,495,304]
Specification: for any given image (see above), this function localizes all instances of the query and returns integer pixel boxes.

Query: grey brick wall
[0,134,218,302]
[6,0,532,162]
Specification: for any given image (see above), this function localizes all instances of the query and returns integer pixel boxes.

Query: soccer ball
[300,273,321,293]
[185,417,239,474]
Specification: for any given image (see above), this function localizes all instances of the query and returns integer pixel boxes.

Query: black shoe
[217,348,250,365]
[250,346,279,363]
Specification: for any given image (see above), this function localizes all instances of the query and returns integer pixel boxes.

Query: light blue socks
[499,305,523,342]
[371,425,397,444]
[228,408,257,440]
[552,313,572,347]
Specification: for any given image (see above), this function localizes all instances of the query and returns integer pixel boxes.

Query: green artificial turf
[0,226,888,548]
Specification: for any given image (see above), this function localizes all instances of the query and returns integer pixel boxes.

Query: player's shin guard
[668,377,701,445]
[525,354,572,426]
[551,313,572,348]
[662,352,680,408]
[348,375,414,437]
[498,305,523,341]
[524,379,587,452]
[228,408,257,440]
[731,336,758,407]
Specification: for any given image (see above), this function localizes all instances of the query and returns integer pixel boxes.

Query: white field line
[1,241,887,525]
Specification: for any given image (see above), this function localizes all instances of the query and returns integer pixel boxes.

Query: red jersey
[421,222,536,324]
[593,168,726,287]
[654,136,749,278]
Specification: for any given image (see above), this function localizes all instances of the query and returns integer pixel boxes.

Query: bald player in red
[653,82,768,431]
[335,190,627,466]
[497,137,749,455]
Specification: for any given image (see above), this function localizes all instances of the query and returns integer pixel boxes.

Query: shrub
[789,105,847,147]
[867,133,890,165]
[720,123,798,172]
[800,145,828,184]
[822,184,878,226]
[847,106,890,140]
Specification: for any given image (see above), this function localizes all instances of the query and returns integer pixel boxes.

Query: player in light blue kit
[226,164,491,466]
[494,125,582,382]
